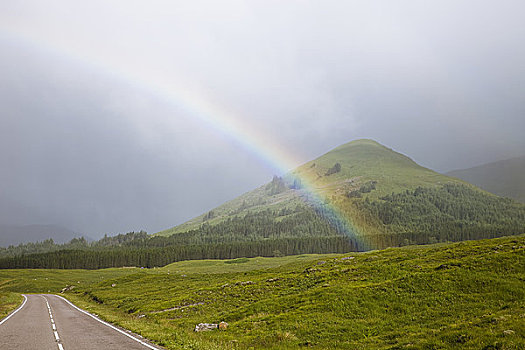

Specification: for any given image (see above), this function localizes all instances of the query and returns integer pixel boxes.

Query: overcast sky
[1,1,524,238]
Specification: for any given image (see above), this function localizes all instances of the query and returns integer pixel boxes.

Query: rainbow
[1,26,367,250]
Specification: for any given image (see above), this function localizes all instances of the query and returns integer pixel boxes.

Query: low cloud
[0,1,523,237]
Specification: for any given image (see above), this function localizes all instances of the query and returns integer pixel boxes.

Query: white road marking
[54,294,161,350]
[43,296,64,350]
[0,294,28,326]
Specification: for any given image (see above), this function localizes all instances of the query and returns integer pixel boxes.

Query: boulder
[60,285,75,293]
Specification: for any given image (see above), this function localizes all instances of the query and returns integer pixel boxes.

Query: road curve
[0,294,162,350]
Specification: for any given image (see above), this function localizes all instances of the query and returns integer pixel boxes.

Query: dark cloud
[0,1,524,238]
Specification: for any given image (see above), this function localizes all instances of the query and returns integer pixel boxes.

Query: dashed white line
[43,296,64,350]
[0,294,28,326]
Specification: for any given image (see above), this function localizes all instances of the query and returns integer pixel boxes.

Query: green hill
[155,139,525,251]
[158,140,454,236]
[447,156,525,203]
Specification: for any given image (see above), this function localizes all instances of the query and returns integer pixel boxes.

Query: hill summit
[291,139,450,197]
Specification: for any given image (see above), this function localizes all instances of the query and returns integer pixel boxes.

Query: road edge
[53,294,163,350]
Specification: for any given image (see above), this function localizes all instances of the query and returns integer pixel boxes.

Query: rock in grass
[266,278,281,282]
[61,285,75,293]
[234,281,254,286]
[195,322,229,332]
[195,323,218,332]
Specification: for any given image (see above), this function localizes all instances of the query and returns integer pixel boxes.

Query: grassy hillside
[292,139,454,199]
[1,235,523,349]
[158,140,456,237]
[154,139,525,253]
[447,156,525,203]
[158,254,339,275]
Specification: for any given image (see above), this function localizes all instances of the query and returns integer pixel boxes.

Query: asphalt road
[0,294,162,350]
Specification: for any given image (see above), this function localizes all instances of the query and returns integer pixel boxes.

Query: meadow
[1,235,524,349]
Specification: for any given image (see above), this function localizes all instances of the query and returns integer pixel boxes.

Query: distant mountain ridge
[446,156,525,203]
[0,224,79,247]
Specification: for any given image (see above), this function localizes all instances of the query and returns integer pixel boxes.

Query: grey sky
[1,1,524,238]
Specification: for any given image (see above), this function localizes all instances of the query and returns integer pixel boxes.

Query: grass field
[159,254,340,274]
[1,235,524,349]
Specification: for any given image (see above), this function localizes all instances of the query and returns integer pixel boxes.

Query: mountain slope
[159,140,455,236]
[447,156,525,203]
[156,139,525,251]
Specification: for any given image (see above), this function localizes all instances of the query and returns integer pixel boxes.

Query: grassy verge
[1,236,524,349]
[0,291,23,320]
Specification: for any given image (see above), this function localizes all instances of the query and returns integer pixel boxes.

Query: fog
[1,1,524,238]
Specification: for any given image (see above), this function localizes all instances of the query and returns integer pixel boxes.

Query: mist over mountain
[2,2,525,239]
[447,156,525,203]
[0,224,78,247]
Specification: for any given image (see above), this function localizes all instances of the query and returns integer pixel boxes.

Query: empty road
[0,294,161,350]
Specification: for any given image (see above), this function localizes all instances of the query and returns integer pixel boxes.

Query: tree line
[0,183,523,269]
[0,236,357,269]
